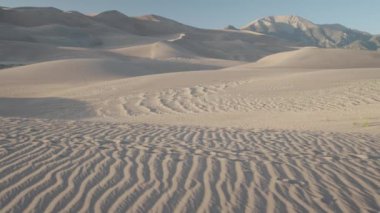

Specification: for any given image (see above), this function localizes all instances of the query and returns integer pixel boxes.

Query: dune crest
[253,48,380,68]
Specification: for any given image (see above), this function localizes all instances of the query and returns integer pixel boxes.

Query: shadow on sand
[0,97,94,119]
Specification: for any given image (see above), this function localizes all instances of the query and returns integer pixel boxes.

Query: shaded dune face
[0,97,94,119]
[0,118,379,212]
[0,7,94,27]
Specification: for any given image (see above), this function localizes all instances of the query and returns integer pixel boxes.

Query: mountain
[242,15,379,50]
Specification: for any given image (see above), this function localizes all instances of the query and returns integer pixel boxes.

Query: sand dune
[253,47,380,68]
[1,7,294,62]
[0,7,94,27]
[1,53,379,131]
[112,40,197,59]
[0,117,379,212]
[0,59,134,84]
[0,58,225,97]
[0,7,198,51]
[94,11,197,36]
[110,40,242,67]
[99,72,380,117]
[58,65,377,134]
[1,7,380,212]
[0,41,93,63]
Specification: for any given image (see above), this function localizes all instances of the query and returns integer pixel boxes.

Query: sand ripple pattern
[0,117,379,212]
[101,80,380,117]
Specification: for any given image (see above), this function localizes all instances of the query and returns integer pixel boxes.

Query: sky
[1,0,379,34]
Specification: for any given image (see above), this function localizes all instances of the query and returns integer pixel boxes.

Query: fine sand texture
[0,118,379,212]
[1,7,380,212]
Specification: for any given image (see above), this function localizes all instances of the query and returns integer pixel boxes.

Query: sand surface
[1,9,380,212]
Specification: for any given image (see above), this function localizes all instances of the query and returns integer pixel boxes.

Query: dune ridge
[253,48,380,69]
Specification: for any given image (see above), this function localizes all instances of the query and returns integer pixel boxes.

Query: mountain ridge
[241,15,378,50]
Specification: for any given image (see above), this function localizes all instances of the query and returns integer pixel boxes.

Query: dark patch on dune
[0,97,95,119]
[0,64,24,69]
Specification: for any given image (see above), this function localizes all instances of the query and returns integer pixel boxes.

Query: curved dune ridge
[0,117,379,212]
[112,40,197,59]
[253,48,380,69]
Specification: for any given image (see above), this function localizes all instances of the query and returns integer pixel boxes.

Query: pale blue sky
[1,0,379,34]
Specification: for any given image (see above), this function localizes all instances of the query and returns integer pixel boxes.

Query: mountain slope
[242,15,379,50]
